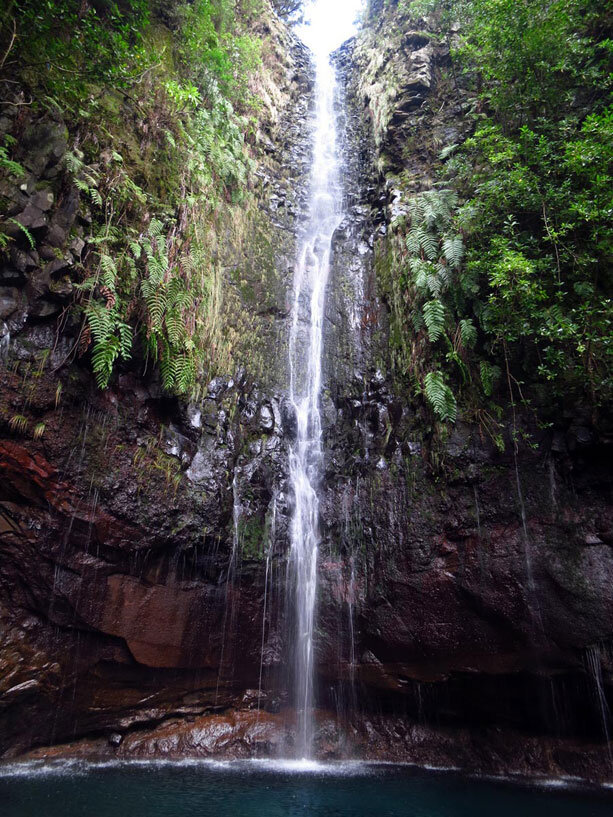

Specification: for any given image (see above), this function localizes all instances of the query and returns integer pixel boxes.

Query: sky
[296,0,365,56]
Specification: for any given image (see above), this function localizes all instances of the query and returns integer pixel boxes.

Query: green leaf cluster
[0,1,265,395]
[385,0,613,426]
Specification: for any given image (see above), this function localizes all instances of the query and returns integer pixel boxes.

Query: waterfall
[287,41,344,757]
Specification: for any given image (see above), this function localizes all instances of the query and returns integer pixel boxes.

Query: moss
[238,515,266,561]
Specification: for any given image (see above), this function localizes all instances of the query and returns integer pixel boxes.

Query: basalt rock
[0,8,313,760]
[0,0,611,785]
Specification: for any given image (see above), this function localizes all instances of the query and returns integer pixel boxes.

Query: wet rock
[186,404,203,430]
[13,201,48,232]
[259,404,275,432]
[0,287,20,319]
[280,398,297,439]
[161,424,196,467]
[0,4,611,788]
[185,437,232,492]
[21,119,68,178]
[31,190,55,212]
[29,298,61,318]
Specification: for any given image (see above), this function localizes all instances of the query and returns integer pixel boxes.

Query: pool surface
[1,759,612,817]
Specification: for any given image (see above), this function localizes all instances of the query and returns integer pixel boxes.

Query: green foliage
[446,0,613,415]
[1,1,264,394]
[383,188,483,422]
[164,79,202,110]
[423,299,446,342]
[7,218,35,249]
[480,361,501,397]
[1,0,151,104]
[424,371,457,422]
[168,0,262,101]
[384,0,613,426]
[0,144,25,178]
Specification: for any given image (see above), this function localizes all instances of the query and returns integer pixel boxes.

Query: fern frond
[439,143,459,160]
[459,318,477,349]
[406,228,422,255]
[9,414,28,434]
[118,323,133,360]
[85,301,113,344]
[99,254,117,287]
[417,227,439,261]
[423,299,446,342]
[74,178,91,194]
[166,311,185,347]
[8,218,35,249]
[91,335,120,389]
[424,371,457,422]
[442,236,464,269]
[480,360,502,397]
[149,218,164,238]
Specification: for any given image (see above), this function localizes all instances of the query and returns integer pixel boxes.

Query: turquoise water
[1,760,612,817]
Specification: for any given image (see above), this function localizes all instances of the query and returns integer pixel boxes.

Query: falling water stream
[287,15,346,757]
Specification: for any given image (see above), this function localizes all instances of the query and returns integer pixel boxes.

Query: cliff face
[318,0,613,779]
[0,5,315,757]
[0,0,612,784]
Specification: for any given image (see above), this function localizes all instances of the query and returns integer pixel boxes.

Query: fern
[435,261,453,292]
[74,178,91,194]
[65,151,85,174]
[159,342,174,388]
[423,299,446,342]
[8,218,35,249]
[459,318,477,349]
[416,226,439,260]
[149,218,164,238]
[439,143,459,160]
[166,311,185,347]
[118,322,133,359]
[92,334,121,388]
[0,146,25,178]
[411,309,425,333]
[442,236,464,269]
[406,228,423,256]
[85,301,113,344]
[90,188,103,208]
[9,414,28,434]
[424,371,457,422]
[480,360,502,397]
[99,254,117,286]
[142,283,167,331]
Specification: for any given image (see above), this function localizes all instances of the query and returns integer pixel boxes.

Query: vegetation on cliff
[0,0,271,395]
[379,0,613,432]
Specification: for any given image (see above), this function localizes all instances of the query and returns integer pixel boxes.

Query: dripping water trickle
[584,644,613,771]
[215,474,242,706]
[257,493,277,719]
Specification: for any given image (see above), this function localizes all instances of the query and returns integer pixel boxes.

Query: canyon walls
[0,0,612,783]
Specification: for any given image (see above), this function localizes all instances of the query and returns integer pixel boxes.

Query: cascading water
[287,18,346,759]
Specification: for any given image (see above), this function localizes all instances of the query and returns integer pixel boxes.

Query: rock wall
[0,9,315,757]
[311,0,613,781]
[0,0,612,785]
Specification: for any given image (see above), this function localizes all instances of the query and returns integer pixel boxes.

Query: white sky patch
[296,0,365,56]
